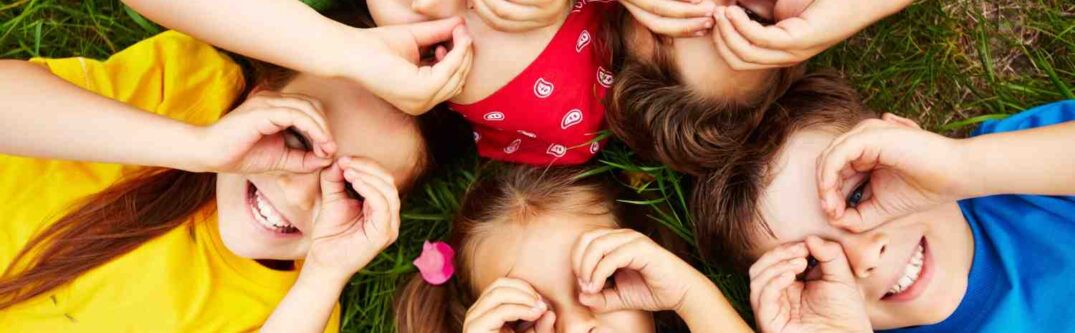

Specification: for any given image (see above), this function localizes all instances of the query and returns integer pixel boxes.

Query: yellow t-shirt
[0,31,339,332]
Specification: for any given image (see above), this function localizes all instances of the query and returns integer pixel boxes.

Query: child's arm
[0,60,333,173]
[263,158,401,333]
[122,0,473,115]
[816,113,1075,232]
[711,0,914,70]
[571,229,752,333]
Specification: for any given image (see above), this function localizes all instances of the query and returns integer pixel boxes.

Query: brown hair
[0,3,469,309]
[395,165,623,333]
[689,71,874,272]
[605,11,804,176]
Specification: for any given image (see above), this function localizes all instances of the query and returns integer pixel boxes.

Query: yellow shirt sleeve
[28,30,244,126]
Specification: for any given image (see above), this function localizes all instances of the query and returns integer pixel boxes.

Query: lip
[883,237,933,302]
[244,181,303,239]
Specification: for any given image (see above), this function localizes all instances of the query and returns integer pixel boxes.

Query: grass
[2,0,1073,332]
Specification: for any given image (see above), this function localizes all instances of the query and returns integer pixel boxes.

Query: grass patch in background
[2,0,1073,332]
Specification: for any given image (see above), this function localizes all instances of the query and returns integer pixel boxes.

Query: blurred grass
[3,0,1073,332]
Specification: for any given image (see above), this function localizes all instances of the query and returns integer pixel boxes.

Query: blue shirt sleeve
[973,100,1075,136]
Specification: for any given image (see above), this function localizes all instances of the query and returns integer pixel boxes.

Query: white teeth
[251,189,295,231]
[887,244,925,295]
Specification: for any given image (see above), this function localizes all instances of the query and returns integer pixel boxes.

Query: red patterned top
[448,0,617,166]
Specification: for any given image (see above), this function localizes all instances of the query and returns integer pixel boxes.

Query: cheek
[368,0,422,26]
[600,310,654,332]
[213,174,313,260]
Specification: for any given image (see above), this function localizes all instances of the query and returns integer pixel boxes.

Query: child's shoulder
[974,100,1075,136]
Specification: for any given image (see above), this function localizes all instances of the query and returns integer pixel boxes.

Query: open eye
[283,127,312,151]
[742,7,774,25]
[846,180,870,208]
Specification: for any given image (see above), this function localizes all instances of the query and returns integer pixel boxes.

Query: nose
[274,173,320,211]
[841,232,888,279]
[556,305,600,333]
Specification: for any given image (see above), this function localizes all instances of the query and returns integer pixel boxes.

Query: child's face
[215,74,424,260]
[748,128,975,329]
[367,0,467,26]
[469,207,655,332]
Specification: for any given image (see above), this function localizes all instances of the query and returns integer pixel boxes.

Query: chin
[215,174,309,260]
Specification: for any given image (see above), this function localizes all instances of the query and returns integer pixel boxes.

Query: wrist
[326,25,375,83]
[673,269,720,314]
[172,124,215,173]
[954,136,993,198]
[298,260,353,288]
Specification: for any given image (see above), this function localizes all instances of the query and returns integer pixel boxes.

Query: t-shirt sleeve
[28,30,244,126]
[972,100,1075,137]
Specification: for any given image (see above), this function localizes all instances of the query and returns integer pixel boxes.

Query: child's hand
[620,0,716,37]
[463,278,555,333]
[304,157,401,280]
[571,229,703,313]
[816,113,970,233]
[471,0,571,32]
[195,91,335,174]
[712,0,911,70]
[351,17,474,115]
[751,237,872,333]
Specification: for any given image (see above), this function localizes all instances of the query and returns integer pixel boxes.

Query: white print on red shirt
[547,144,567,158]
[473,131,481,142]
[590,141,600,154]
[505,139,522,154]
[576,30,591,53]
[561,109,584,129]
[534,78,554,98]
[597,67,614,88]
[518,130,537,138]
[483,111,506,121]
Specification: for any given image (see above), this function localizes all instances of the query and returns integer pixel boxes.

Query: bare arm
[963,121,1075,197]
[0,60,202,170]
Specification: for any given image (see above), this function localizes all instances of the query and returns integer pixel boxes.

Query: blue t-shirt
[886,100,1075,332]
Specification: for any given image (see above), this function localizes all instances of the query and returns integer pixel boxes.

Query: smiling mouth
[246,181,300,234]
[883,237,931,300]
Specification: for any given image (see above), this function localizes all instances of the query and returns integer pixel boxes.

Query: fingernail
[704,19,714,29]
[694,30,707,37]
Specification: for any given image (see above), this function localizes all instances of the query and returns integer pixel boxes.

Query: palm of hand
[611,264,691,312]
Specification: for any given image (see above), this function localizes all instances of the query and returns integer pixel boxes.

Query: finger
[715,6,798,67]
[343,167,400,233]
[261,96,335,157]
[274,148,333,174]
[711,12,772,71]
[434,45,448,62]
[339,156,397,191]
[253,107,334,158]
[344,174,393,240]
[579,231,643,290]
[815,124,887,217]
[571,229,620,286]
[471,304,546,332]
[755,271,796,326]
[586,240,650,293]
[748,242,808,279]
[724,5,798,49]
[532,310,556,333]
[805,236,856,283]
[749,257,807,309]
[319,161,349,202]
[633,0,715,18]
[431,31,474,104]
[470,285,545,319]
[404,16,466,46]
[622,1,714,37]
[423,25,472,103]
[578,286,629,313]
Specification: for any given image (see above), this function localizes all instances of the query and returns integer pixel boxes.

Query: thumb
[274,149,332,174]
[405,16,466,46]
[805,236,855,284]
[319,162,350,202]
[832,196,896,233]
[578,288,630,313]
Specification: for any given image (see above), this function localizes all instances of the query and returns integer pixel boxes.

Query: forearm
[262,268,348,333]
[675,274,753,333]
[0,61,204,169]
[122,0,354,78]
[962,121,1075,197]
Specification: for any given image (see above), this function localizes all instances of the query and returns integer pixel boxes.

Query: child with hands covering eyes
[690,73,1075,332]
[0,6,452,331]
[395,166,751,333]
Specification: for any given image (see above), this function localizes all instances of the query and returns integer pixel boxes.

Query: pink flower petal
[414,240,455,285]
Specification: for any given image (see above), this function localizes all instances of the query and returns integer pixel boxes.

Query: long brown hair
[0,3,473,309]
[604,11,804,176]
[689,71,874,272]
[395,165,623,333]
